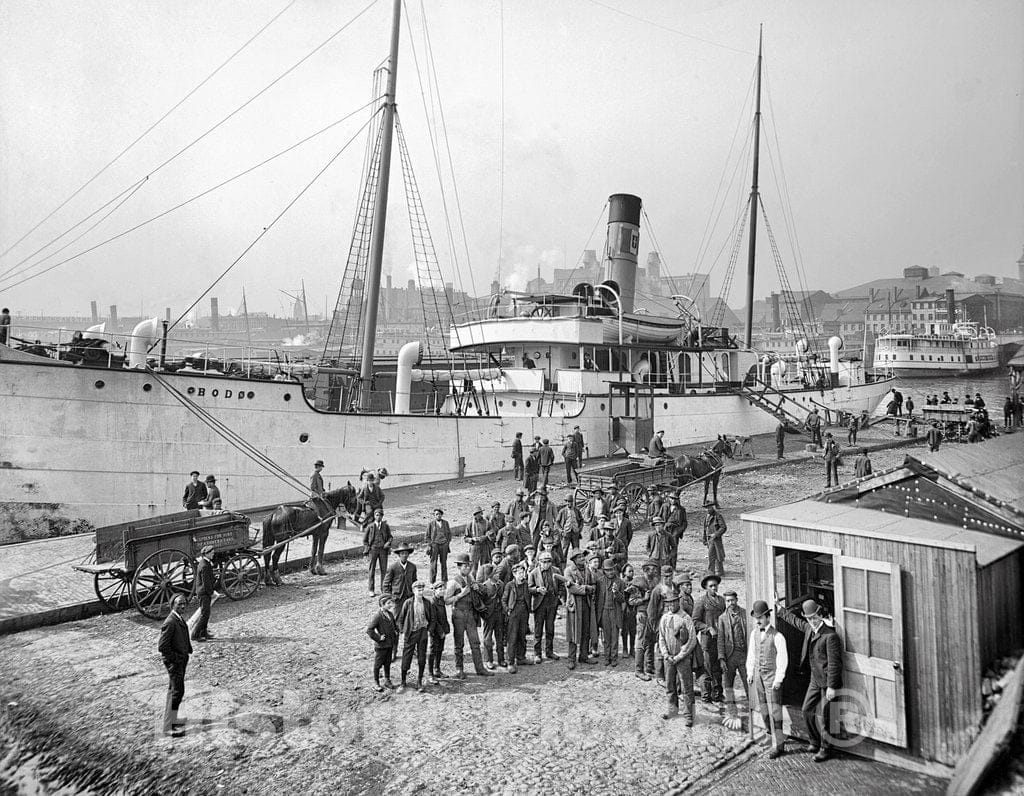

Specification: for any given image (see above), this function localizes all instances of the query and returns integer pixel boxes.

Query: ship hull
[0,355,890,533]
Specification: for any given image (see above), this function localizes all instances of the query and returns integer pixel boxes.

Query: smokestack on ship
[604,194,642,314]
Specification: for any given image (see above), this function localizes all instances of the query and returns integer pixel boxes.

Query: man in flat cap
[658,587,697,725]
[647,516,674,572]
[503,561,532,672]
[595,558,626,666]
[717,590,749,728]
[362,507,393,596]
[444,553,494,679]
[563,547,594,670]
[647,564,676,683]
[693,573,726,703]
[632,559,659,681]
[702,503,726,577]
[486,500,507,544]
[529,549,564,663]
[396,581,434,693]
[822,431,840,488]
[506,487,531,528]
[182,470,207,510]
[465,506,493,577]
[776,598,842,762]
[478,549,508,671]
[660,495,687,570]
[191,544,217,641]
[425,508,451,584]
[747,600,788,758]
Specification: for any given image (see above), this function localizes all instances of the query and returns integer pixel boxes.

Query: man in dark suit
[425,508,451,583]
[158,594,192,735]
[777,598,844,762]
[363,508,393,595]
[182,470,207,510]
[397,581,434,693]
[528,550,564,663]
[192,545,217,640]
[366,595,398,690]
[512,432,524,481]
[382,543,417,617]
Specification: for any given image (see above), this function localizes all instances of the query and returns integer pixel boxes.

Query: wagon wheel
[220,552,262,601]
[573,487,594,522]
[93,570,132,611]
[132,548,195,620]
[621,482,649,529]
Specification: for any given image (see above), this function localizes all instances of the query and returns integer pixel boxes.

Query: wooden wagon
[72,509,262,619]
[573,459,677,526]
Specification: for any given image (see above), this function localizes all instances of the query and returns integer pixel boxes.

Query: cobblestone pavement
[0,436,919,795]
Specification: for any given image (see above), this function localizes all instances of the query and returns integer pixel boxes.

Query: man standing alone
[822,432,840,488]
[363,508,393,595]
[425,508,451,583]
[158,594,192,736]
[191,545,216,641]
[538,438,555,488]
[775,421,786,460]
[512,432,524,481]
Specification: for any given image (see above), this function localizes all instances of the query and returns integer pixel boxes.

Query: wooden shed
[742,435,1024,776]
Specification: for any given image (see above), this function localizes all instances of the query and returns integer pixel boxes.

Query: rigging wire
[146,369,310,497]
[0,0,300,263]
[166,108,384,336]
[0,97,384,292]
[498,0,505,290]
[640,207,678,296]
[555,201,609,294]
[417,0,477,298]
[1,0,382,284]
[580,0,754,56]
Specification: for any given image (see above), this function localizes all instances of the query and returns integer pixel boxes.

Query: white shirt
[746,625,789,688]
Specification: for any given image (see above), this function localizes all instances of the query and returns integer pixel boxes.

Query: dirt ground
[0,447,913,795]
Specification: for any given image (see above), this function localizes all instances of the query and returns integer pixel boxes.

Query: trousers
[162,656,188,732]
[600,614,620,663]
[699,636,722,699]
[367,548,389,592]
[428,629,446,674]
[483,612,507,665]
[192,594,212,639]
[635,615,655,674]
[452,608,482,669]
[755,675,786,748]
[564,458,578,484]
[721,651,748,695]
[707,539,725,577]
[621,608,636,654]
[825,459,838,486]
[803,684,838,750]
[428,545,449,584]
[665,656,694,720]
[533,601,557,658]
[400,629,428,683]
[513,456,524,480]
[373,647,393,683]
[506,610,529,664]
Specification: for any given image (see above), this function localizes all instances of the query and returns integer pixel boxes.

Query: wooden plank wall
[746,519,981,767]
[977,553,1024,667]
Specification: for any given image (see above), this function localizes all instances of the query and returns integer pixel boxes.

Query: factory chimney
[210,297,219,331]
[165,307,172,323]
[90,301,98,323]
[604,193,642,314]
[646,252,662,283]
[945,288,956,323]
[109,305,118,331]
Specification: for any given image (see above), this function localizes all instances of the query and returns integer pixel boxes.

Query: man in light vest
[746,599,789,758]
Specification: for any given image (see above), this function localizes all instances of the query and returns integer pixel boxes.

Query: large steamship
[0,10,891,533]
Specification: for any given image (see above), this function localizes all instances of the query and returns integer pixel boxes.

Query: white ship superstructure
[873,321,998,378]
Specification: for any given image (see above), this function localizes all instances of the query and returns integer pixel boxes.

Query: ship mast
[357,0,402,410]
[743,26,763,349]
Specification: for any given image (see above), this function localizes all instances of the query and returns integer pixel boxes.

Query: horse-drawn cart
[72,510,262,619]
[573,450,725,527]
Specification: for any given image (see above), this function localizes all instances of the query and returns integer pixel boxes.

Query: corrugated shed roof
[905,435,1024,518]
[742,500,1024,567]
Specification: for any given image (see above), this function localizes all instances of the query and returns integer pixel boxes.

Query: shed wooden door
[833,554,907,747]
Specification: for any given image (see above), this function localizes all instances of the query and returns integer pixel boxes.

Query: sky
[0,0,1022,320]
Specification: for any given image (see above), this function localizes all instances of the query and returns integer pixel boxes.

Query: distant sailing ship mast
[743,27,763,350]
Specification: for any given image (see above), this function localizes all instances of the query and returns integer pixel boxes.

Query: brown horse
[674,449,725,506]
[261,485,358,584]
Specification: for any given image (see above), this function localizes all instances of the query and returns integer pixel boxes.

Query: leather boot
[455,667,466,680]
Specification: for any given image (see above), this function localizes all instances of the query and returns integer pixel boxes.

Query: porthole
[94,380,105,389]
[187,387,195,395]
[283,393,292,401]
[571,351,578,360]
[498,400,504,407]
[142,383,153,392]
[299,433,309,443]
[600,403,606,411]
[525,401,531,407]
[663,402,669,410]
[247,391,255,399]
[511,400,517,407]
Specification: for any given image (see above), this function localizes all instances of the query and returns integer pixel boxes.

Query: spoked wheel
[132,548,195,619]
[93,570,132,611]
[621,482,649,529]
[220,552,262,600]
[573,487,594,522]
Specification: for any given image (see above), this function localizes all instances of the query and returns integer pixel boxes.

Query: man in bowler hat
[746,600,788,758]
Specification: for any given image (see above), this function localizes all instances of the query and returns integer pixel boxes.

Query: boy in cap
[478,549,508,670]
[427,581,451,683]
[776,598,842,762]
[747,600,788,758]
[465,507,493,576]
[366,595,398,691]
[717,590,748,727]
[192,544,217,641]
[658,588,697,725]
[425,508,452,584]
[503,562,531,672]
[595,558,626,666]
[646,516,674,572]
[397,581,433,693]
[822,432,840,487]
[529,549,564,663]
[486,501,507,542]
